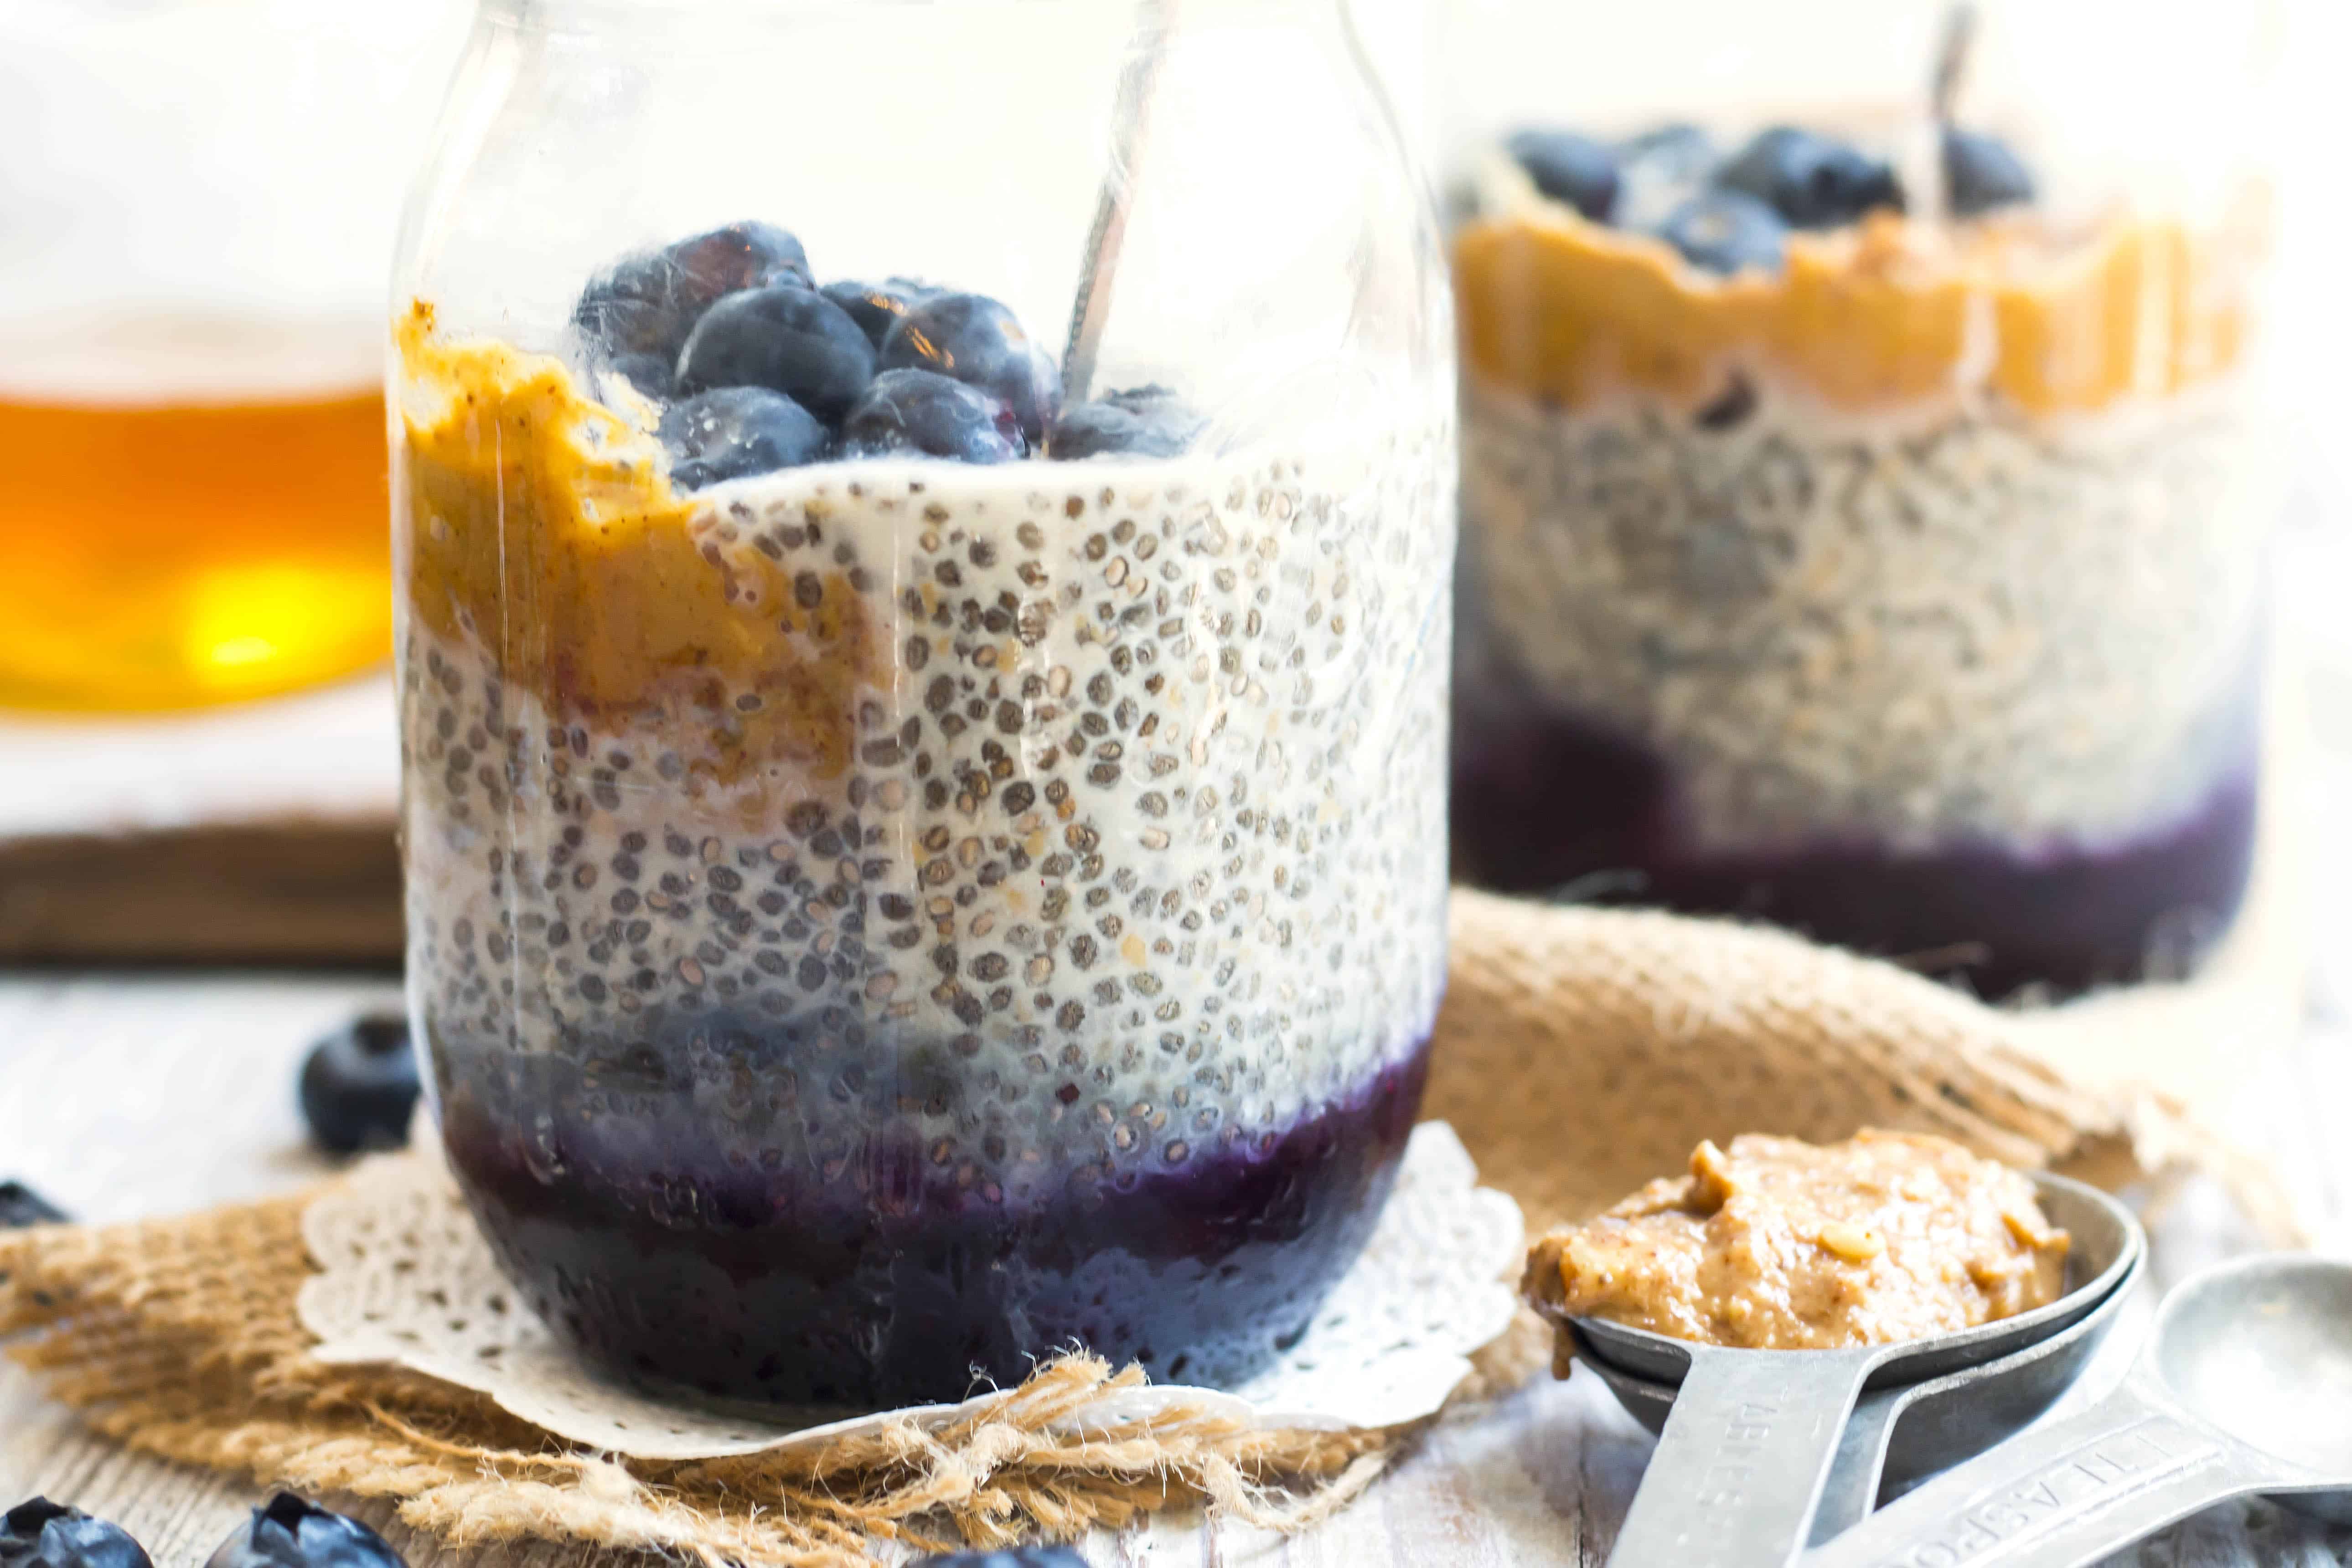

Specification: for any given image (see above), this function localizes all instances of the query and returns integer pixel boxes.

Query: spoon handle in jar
[1063,0,1176,404]
[1606,1351,1875,1568]
[1799,1387,2265,1568]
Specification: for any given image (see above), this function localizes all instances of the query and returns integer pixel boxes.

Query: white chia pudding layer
[1461,381,2271,854]
[403,436,1455,1190]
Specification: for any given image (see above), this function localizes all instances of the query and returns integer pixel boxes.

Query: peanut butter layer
[395,301,883,784]
[1524,1130,2069,1351]
[1454,193,2265,416]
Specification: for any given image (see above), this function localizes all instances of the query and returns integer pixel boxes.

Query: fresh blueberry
[909,1548,1087,1568]
[1505,129,1620,222]
[606,352,677,401]
[1716,127,1903,229]
[298,1013,419,1156]
[1943,127,2035,218]
[574,221,812,367]
[878,293,1061,444]
[1617,123,1717,185]
[820,279,939,350]
[676,285,876,423]
[1656,191,1788,275]
[0,1501,150,1568]
[0,1181,68,1229]
[841,369,1024,464]
[1049,385,1201,460]
[659,388,830,490]
[201,1496,405,1568]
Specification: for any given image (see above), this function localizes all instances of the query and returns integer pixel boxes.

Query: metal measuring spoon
[1577,1220,2142,1542]
[1557,1174,2142,1568]
[1804,1252,2352,1568]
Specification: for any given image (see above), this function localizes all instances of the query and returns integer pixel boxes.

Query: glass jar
[394,0,1454,1406]
[0,0,467,710]
[1441,0,2280,997]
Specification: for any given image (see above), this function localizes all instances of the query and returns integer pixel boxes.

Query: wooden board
[0,680,400,965]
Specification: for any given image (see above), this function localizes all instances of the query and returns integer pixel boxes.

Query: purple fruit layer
[1451,703,2259,999]
[433,1027,1432,1408]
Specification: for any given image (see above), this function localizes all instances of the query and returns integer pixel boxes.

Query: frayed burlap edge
[0,892,2298,1565]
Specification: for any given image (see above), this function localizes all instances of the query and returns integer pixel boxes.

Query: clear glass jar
[1441,0,2280,998]
[0,0,466,710]
[394,0,1454,1406]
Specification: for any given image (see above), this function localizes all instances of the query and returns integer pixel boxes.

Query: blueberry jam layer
[1452,706,2259,1000]
[434,1028,1431,1407]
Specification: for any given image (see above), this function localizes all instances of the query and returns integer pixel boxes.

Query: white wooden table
[5,970,2352,1568]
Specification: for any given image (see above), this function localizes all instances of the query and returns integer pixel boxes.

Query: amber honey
[0,387,391,710]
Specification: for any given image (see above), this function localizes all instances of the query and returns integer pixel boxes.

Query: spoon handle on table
[1800,1389,2264,1568]
[1607,1353,1872,1568]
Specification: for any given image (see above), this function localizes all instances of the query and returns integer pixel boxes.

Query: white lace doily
[296,1121,1524,1461]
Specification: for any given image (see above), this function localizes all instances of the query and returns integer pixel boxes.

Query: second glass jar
[1443,0,2279,998]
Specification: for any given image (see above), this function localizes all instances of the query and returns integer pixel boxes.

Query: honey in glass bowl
[0,316,390,711]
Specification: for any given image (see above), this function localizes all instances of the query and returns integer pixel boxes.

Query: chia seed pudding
[1451,124,2274,995]
[394,229,1455,1405]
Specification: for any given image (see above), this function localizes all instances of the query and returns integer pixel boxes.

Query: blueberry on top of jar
[821,278,940,349]
[1617,123,1717,187]
[1506,128,1621,222]
[661,387,832,489]
[879,292,1062,444]
[1943,127,2035,218]
[676,283,877,423]
[842,368,1026,464]
[1049,385,1203,461]
[1656,190,1788,276]
[1716,127,1904,229]
[574,220,810,367]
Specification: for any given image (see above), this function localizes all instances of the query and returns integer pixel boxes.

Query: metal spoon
[1558,1174,2142,1568]
[1803,1252,2352,1568]
[1577,1223,2142,1542]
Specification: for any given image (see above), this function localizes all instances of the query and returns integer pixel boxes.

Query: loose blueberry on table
[0,1500,150,1568]
[202,1495,407,1568]
[911,1547,1089,1568]
[571,221,1196,487]
[297,1013,420,1155]
[0,1180,68,1229]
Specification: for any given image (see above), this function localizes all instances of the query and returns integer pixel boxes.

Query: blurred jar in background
[1442,0,2282,998]
[0,0,467,710]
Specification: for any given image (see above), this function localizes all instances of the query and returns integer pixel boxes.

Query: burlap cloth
[0,891,2290,1567]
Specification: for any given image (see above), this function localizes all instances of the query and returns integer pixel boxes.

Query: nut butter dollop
[1524,1130,2069,1351]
